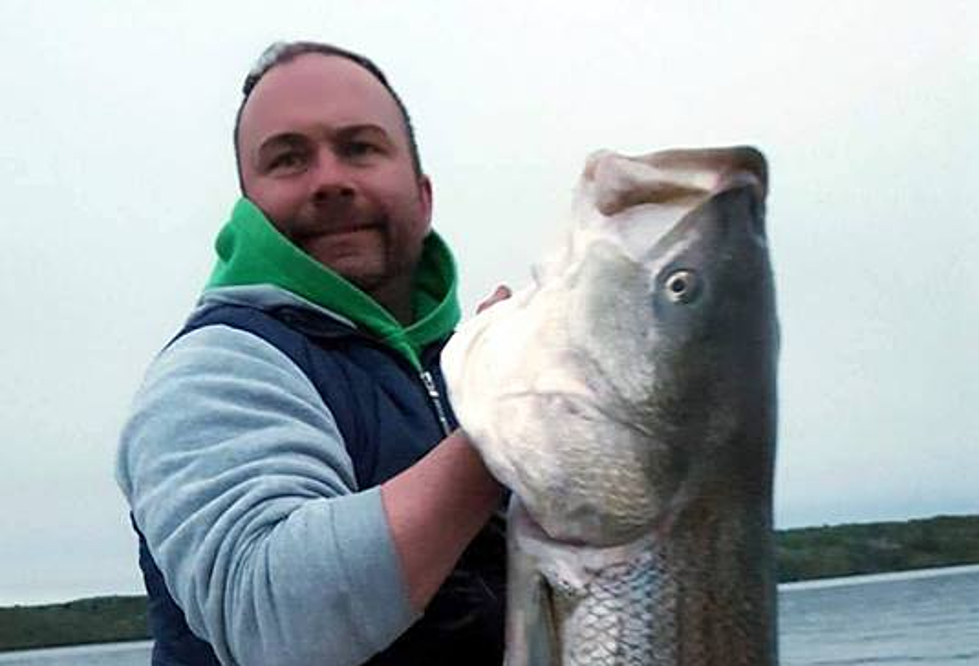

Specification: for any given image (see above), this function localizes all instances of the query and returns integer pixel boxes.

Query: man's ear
[418,174,434,228]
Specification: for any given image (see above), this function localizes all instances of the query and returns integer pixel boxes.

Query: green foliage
[0,596,148,652]
[775,514,979,582]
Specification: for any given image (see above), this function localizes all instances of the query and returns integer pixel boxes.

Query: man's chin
[320,257,384,290]
[302,232,378,274]
[338,270,385,294]
[300,231,420,304]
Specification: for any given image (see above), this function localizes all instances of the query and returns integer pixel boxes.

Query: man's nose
[310,148,356,203]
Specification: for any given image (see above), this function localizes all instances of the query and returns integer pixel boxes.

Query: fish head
[442,146,778,546]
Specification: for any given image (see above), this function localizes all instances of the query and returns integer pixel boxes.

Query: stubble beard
[294,211,424,301]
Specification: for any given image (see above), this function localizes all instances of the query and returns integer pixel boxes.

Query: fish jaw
[442,253,683,546]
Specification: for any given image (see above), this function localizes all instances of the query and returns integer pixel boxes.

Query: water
[0,641,151,666]
[779,564,979,665]
[2,565,977,665]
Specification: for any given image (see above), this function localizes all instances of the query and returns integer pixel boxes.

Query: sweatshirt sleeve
[116,324,419,666]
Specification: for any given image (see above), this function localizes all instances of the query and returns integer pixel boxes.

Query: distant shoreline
[3,513,977,653]
[775,513,979,583]
[779,560,979,591]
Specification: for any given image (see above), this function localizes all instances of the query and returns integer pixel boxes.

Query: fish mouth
[583,145,766,217]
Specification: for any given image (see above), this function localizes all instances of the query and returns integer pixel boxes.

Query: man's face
[237,54,432,295]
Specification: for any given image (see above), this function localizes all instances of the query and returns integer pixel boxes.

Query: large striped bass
[442,146,779,665]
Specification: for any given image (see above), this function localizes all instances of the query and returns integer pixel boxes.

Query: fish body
[441,147,779,665]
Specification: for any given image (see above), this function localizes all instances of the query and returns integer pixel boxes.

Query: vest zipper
[419,370,453,437]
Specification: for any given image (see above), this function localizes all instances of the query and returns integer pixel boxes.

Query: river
[2,564,977,665]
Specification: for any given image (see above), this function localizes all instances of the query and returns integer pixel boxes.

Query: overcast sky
[1,1,976,605]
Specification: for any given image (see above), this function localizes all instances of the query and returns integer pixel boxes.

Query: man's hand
[476,285,512,313]
[379,284,511,614]
[381,431,503,613]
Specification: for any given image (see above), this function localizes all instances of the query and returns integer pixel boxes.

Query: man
[117,41,508,666]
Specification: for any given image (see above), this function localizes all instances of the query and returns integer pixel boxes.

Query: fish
[441,146,779,665]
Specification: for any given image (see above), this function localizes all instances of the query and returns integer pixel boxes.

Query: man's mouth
[322,225,377,236]
[295,216,385,241]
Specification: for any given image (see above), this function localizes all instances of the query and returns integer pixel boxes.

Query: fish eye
[664,269,701,304]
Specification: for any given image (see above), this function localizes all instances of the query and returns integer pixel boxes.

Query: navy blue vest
[133,303,505,665]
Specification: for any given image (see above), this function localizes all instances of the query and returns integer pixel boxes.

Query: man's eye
[345,141,380,157]
[269,152,306,171]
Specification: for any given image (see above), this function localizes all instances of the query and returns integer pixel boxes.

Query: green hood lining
[205,198,461,370]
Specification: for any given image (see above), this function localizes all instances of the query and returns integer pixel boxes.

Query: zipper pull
[420,370,453,437]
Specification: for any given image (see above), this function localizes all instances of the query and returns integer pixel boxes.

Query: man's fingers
[476,285,512,313]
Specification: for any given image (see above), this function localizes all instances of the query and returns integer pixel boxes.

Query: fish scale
[566,548,661,665]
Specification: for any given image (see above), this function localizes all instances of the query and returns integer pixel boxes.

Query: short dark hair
[233,41,423,193]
